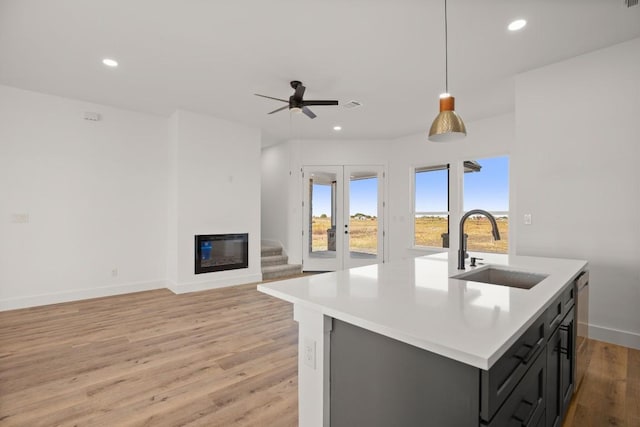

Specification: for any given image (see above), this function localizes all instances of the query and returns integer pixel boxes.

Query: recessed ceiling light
[333,126,342,131]
[508,19,527,31]
[102,58,118,67]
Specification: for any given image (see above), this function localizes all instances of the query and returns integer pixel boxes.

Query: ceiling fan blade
[302,100,339,106]
[254,93,288,103]
[302,106,317,119]
[268,105,289,114]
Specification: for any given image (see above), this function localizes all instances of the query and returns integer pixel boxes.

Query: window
[463,156,509,254]
[414,165,449,248]
[413,156,509,253]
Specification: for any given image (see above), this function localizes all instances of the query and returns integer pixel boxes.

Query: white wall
[261,142,292,250]
[0,85,169,309]
[167,110,262,293]
[514,38,640,348]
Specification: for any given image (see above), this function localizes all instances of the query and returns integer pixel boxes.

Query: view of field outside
[311,174,380,255]
[414,156,509,254]
[414,216,509,253]
[311,215,378,255]
[310,156,509,256]
[460,156,509,253]
[313,215,508,254]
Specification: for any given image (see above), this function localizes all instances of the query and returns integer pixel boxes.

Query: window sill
[409,246,447,253]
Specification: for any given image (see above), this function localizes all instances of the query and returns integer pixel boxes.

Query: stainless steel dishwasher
[575,270,590,391]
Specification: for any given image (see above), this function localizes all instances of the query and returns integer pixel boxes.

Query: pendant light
[428,0,466,142]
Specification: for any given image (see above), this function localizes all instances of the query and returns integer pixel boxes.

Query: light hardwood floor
[0,284,298,427]
[1,285,638,426]
[563,340,640,427]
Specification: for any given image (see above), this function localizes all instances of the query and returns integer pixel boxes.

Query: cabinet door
[483,349,546,427]
[546,327,562,427]
[560,307,575,414]
[480,315,546,421]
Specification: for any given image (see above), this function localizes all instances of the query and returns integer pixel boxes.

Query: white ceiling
[1,0,639,146]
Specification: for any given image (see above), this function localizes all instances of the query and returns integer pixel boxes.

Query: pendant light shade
[428,0,466,142]
[428,95,466,142]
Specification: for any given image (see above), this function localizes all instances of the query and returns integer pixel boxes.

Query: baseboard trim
[589,324,640,350]
[167,273,263,294]
[0,280,168,312]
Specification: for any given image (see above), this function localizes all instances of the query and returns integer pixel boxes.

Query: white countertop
[258,253,587,370]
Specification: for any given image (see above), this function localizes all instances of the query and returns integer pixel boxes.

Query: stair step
[261,254,288,267]
[262,264,303,281]
[261,245,282,257]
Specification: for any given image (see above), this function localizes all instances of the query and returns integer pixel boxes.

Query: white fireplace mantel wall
[166,110,262,293]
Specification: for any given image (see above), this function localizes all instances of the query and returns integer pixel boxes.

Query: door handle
[514,337,544,365]
[511,399,536,425]
[560,323,573,360]
[344,230,348,234]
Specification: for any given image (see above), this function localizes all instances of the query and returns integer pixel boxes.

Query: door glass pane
[348,173,378,258]
[309,172,336,259]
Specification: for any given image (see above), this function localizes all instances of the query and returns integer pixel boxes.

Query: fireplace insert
[194,233,248,274]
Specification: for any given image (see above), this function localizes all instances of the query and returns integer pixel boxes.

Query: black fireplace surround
[194,233,248,274]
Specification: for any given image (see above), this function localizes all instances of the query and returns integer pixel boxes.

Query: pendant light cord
[444,0,449,94]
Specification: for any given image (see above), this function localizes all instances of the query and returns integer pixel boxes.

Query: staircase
[261,242,303,281]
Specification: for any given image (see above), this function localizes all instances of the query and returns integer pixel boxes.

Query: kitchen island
[258,253,587,426]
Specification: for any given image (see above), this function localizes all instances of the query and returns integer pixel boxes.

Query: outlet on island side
[524,213,532,225]
[303,337,316,370]
[111,268,118,277]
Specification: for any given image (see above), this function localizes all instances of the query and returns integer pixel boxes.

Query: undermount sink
[452,266,548,290]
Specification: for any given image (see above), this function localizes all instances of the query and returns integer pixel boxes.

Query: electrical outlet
[111,268,118,277]
[524,214,532,225]
[303,337,316,369]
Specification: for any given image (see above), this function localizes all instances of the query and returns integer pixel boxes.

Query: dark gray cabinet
[329,279,579,427]
[560,307,575,415]
[480,315,546,422]
[330,319,479,427]
[482,349,546,427]
[546,323,562,427]
[546,291,576,427]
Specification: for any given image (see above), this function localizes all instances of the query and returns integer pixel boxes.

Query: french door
[302,165,384,271]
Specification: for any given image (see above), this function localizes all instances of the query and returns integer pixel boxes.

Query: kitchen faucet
[458,209,501,270]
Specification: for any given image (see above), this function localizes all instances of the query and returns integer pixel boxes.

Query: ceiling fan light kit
[428,0,467,142]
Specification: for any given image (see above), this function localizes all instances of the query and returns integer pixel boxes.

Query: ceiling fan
[255,80,338,119]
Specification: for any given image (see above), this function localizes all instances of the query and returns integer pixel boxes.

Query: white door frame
[302,165,385,271]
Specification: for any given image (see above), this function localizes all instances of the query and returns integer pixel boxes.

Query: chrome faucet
[458,209,501,270]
